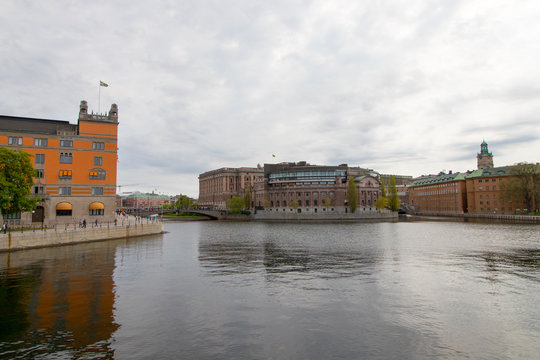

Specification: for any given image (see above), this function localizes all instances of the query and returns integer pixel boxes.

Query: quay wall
[0,222,163,252]
[252,208,397,221]
[412,212,540,224]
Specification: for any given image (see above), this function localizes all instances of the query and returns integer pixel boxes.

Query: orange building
[0,100,119,226]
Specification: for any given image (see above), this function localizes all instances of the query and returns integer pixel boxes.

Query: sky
[1,0,539,197]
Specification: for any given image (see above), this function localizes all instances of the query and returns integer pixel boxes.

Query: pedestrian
[3,224,8,234]
[83,219,86,228]
[95,219,98,227]
[114,218,117,226]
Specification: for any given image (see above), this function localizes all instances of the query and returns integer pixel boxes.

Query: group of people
[77,219,99,228]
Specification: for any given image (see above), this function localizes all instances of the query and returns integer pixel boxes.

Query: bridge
[120,207,229,220]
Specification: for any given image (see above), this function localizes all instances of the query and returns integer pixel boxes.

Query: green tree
[175,195,194,209]
[290,199,299,209]
[375,179,388,210]
[346,176,358,213]
[0,147,39,216]
[244,184,252,209]
[388,175,400,211]
[500,163,540,212]
[322,198,333,207]
[227,196,245,214]
[374,196,388,210]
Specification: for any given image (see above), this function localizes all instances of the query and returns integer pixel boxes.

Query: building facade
[465,166,535,214]
[198,166,265,208]
[200,162,383,213]
[408,172,468,214]
[0,100,118,226]
[122,192,170,209]
[477,140,494,170]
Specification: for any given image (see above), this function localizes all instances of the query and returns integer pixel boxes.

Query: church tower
[477,140,494,169]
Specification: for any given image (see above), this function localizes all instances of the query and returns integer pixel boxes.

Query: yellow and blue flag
[100,81,109,87]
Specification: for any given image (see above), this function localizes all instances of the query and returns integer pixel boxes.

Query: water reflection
[465,248,540,283]
[0,241,120,359]
[198,223,381,281]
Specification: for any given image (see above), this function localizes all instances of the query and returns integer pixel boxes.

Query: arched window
[56,202,72,216]
[89,202,105,215]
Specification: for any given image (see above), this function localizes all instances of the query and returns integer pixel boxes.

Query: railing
[1,216,162,234]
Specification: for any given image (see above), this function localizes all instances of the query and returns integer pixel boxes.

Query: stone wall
[0,222,163,252]
[252,207,397,221]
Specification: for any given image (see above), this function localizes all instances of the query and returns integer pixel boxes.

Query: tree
[388,175,400,211]
[175,195,194,209]
[290,199,299,209]
[346,176,358,213]
[375,179,388,210]
[227,196,245,214]
[244,184,252,209]
[500,163,540,212]
[0,147,39,216]
[322,198,333,207]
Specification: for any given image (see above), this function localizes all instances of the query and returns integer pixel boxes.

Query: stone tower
[477,140,494,169]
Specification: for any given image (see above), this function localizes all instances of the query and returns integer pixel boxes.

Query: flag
[272,154,276,157]
[100,81,109,87]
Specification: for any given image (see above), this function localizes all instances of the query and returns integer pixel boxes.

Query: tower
[477,140,494,169]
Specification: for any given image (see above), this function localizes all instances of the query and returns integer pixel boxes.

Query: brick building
[199,162,383,212]
[198,166,264,208]
[408,172,468,214]
[0,100,118,226]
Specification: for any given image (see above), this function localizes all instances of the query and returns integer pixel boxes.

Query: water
[1,221,539,359]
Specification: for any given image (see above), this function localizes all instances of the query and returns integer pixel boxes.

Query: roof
[0,115,76,135]
[466,166,510,178]
[409,172,465,187]
[125,192,170,198]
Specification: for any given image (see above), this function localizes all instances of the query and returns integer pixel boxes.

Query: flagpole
[98,82,101,114]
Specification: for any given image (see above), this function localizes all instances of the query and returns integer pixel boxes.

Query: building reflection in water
[197,223,380,281]
[0,241,119,359]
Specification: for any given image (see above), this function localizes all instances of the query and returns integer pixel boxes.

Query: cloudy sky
[1,0,539,197]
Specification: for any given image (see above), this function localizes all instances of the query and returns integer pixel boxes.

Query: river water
[1,220,539,359]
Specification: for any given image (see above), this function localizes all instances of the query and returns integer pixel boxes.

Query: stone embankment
[411,212,540,224]
[0,218,163,252]
[252,208,397,221]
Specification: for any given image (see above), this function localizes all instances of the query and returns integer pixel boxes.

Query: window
[60,139,73,147]
[34,138,48,147]
[60,152,73,163]
[59,187,72,195]
[35,153,45,164]
[92,187,104,195]
[8,136,23,145]
[34,186,44,194]
[89,169,106,179]
[89,209,104,215]
[92,142,105,150]
[3,213,21,219]
[59,170,72,179]
[94,156,103,166]
[35,169,44,178]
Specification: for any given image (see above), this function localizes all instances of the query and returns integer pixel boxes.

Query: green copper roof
[466,166,510,178]
[410,172,465,187]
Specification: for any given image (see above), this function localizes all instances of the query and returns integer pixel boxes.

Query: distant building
[408,140,538,215]
[465,166,534,214]
[0,101,118,226]
[408,172,467,214]
[477,140,494,169]
[123,192,170,209]
[200,162,386,212]
[198,166,264,208]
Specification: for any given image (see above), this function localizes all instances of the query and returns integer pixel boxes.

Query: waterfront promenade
[0,215,163,252]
